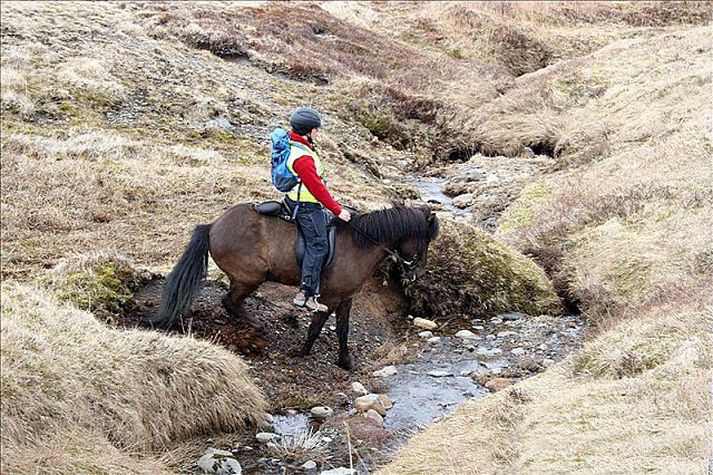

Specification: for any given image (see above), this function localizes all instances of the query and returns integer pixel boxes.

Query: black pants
[289,199,328,297]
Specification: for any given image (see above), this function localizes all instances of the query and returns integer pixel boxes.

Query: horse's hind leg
[298,309,330,357]
[335,299,353,370]
[223,280,263,330]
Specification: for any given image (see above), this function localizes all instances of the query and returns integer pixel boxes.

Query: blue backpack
[270,128,302,192]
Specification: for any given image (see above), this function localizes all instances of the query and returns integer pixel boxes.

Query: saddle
[253,200,337,271]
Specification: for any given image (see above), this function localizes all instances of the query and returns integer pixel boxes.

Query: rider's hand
[338,209,351,222]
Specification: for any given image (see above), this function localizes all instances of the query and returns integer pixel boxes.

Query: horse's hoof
[337,356,353,371]
[296,348,310,358]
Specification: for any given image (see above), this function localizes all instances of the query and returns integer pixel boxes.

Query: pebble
[355,394,387,416]
[310,406,334,418]
[258,414,274,431]
[485,377,513,391]
[418,330,434,338]
[413,317,438,330]
[365,408,384,426]
[490,318,503,325]
[455,329,478,340]
[372,365,398,377]
[472,325,485,330]
[255,432,280,444]
[302,460,317,470]
[476,347,503,357]
[377,393,394,410]
[351,382,368,396]
[497,331,518,338]
[511,348,526,356]
[543,358,555,367]
[427,336,441,343]
[197,448,242,475]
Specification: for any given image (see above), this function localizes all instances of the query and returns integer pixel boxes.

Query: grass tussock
[1,283,268,473]
[403,219,561,319]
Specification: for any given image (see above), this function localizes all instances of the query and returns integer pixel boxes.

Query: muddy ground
[118,276,584,474]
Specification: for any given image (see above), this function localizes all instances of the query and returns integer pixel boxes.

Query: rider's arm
[292,155,343,215]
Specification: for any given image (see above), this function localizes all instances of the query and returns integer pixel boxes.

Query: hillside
[1,1,712,474]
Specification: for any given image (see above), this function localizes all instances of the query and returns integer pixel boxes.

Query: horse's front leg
[298,309,330,357]
[335,299,353,370]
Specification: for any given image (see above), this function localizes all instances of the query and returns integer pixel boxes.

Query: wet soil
[120,277,585,474]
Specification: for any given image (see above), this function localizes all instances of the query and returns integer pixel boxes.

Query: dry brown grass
[0,283,268,474]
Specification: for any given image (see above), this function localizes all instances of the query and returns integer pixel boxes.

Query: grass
[0,283,268,474]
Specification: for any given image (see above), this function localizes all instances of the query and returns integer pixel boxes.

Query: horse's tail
[146,224,211,328]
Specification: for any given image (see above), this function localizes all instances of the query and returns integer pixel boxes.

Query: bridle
[347,221,425,278]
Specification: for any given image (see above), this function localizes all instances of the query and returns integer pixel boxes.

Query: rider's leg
[295,203,328,307]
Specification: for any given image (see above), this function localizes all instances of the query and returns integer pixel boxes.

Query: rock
[485,378,513,391]
[377,394,393,410]
[455,329,478,340]
[427,370,452,378]
[413,317,438,330]
[355,394,386,416]
[351,382,368,396]
[286,409,298,416]
[418,330,434,338]
[543,358,555,367]
[365,408,384,426]
[521,147,536,158]
[320,468,356,475]
[310,406,334,419]
[255,432,280,444]
[203,117,235,133]
[496,331,517,338]
[197,448,242,475]
[490,318,503,325]
[427,336,442,343]
[472,325,485,330]
[499,312,525,321]
[511,348,526,356]
[302,460,317,471]
[373,365,398,377]
[452,193,474,208]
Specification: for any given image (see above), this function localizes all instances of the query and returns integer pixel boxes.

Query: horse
[146,201,440,370]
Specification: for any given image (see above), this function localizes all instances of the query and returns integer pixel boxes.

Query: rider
[285,107,351,312]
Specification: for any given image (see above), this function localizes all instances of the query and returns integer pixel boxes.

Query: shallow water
[398,175,472,220]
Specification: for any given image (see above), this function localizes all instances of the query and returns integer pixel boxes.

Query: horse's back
[209,203,300,284]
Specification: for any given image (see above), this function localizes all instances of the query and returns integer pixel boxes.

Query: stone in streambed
[355,394,387,416]
[455,329,478,340]
[255,432,280,444]
[413,317,438,330]
[427,370,452,378]
[365,408,384,426]
[320,468,356,475]
[373,365,398,377]
[310,406,334,418]
[351,382,368,396]
[198,448,242,475]
[377,393,393,410]
[418,330,434,338]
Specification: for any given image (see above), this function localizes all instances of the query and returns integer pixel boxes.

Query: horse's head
[396,208,440,281]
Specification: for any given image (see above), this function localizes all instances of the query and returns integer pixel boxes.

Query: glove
[338,209,351,222]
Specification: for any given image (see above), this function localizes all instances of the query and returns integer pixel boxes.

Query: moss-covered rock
[403,219,561,318]
[44,252,151,318]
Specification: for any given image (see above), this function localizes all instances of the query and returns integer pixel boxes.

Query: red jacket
[289,131,342,215]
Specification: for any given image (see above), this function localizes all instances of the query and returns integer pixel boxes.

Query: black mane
[338,203,440,248]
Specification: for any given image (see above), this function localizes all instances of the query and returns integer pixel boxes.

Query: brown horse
[147,202,439,369]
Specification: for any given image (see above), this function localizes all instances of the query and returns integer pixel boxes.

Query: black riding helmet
[290,107,322,136]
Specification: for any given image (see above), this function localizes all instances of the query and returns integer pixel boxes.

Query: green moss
[55,264,134,316]
[499,183,553,232]
[403,220,561,319]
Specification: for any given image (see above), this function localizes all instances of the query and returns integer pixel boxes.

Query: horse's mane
[337,202,440,248]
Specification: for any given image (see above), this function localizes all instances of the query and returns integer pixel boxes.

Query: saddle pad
[254,200,336,271]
